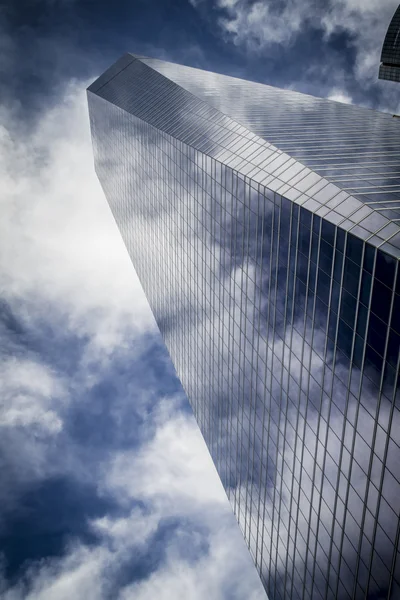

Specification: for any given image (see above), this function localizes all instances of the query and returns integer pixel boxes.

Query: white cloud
[320,0,398,84]
[6,27,397,599]
[93,407,267,599]
[0,511,265,600]
[0,84,162,512]
[0,355,69,518]
[0,408,266,600]
[120,530,266,600]
[210,0,399,88]
[217,0,309,48]
[104,412,227,512]
[0,545,107,600]
[328,88,353,104]
[0,75,267,599]
[0,356,65,433]
[0,82,155,362]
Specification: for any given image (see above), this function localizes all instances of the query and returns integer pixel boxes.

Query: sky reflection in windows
[88,56,400,600]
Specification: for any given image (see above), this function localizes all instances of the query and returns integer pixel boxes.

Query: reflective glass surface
[379,5,400,83]
[139,55,400,244]
[88,56,400,600]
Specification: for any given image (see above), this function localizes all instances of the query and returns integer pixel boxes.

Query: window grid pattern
[379,5,400,83]
[89,54,400,260]
[379,64,400,83]
[88,59,400,600]
[139,56,400,243]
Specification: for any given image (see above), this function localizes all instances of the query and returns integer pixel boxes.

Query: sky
[1,0,400,599]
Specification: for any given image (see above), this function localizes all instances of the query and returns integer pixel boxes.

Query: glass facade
[87,55,400,600]
[379,4,400,83]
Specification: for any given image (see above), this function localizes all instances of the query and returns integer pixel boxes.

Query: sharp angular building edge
[87,55,400,599]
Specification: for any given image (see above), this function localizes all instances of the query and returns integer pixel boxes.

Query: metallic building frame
[379,4,400,83]
[88,55,400,599]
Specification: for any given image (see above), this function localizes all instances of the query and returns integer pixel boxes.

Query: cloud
[217,0,311,48]
[0,405,266,600]
[0,349,71,520]
[104,413,227,511]
[4,17,398,599]
[195,0,399,97]
[0,401,266,598]
[0,80,155,360]
[320,0,398,84]
[327,88,353,104]
[0,76,160,525]
[0,53,266,600]
[0,544,107,600]
[0,357,66,432]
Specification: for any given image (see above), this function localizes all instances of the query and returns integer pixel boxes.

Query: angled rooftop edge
[88,54,400,259]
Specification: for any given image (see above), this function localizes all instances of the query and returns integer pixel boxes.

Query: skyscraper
[87,55,400,600]
[379,4,400,83]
